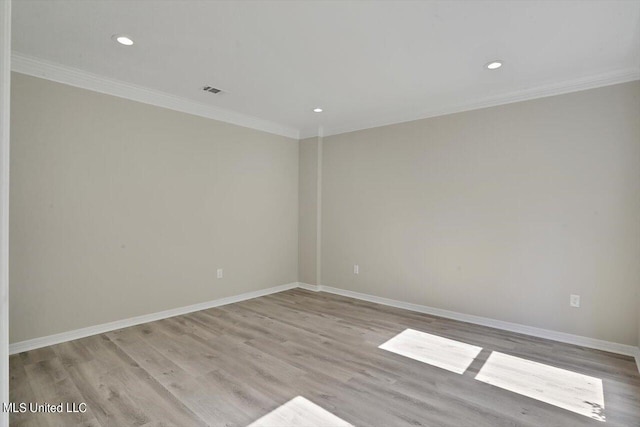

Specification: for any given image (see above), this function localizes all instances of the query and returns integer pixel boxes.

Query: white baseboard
[297,282,639,360]
[9,282,299,355]
[10,280,640,373]
[297,282,321,292]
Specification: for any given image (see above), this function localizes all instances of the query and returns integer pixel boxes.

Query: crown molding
[11,52,300,140]
[11,52,640,141]
[299,67,640,138]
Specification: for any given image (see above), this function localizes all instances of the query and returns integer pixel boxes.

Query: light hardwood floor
[9,288,640,426]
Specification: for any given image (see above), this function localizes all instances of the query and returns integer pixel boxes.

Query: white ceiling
[11,0,640,138]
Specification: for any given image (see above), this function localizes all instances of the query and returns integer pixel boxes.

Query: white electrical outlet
[354,264,359,275]
[217,268,223,279]
[570,294,580,308]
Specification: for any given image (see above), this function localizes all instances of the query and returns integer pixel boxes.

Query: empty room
[1,0,640,426]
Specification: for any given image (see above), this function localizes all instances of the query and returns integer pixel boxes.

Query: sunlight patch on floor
[475,351,605,422]
[248,396,353,427]
[378,328,483,374]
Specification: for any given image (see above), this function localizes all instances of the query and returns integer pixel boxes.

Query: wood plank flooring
[9,288,640,426]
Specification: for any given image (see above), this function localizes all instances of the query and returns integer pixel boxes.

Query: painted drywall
[0,0,11,420]
[319,81,640,346]
[298,137,318,285]
[9,73,298,343]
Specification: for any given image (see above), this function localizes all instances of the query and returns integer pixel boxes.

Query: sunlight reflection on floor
[378,328,483,374]
[248,396,353,427]
[475,351,605,422]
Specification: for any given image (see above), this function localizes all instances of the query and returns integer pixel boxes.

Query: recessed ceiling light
[313,108,323,113]
[112,35,134,46]
[485,60,503,70]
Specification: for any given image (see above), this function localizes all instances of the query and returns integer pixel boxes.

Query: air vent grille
[203,86,222,94]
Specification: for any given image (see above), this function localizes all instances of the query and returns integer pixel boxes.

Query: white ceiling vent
[203,85,222,94]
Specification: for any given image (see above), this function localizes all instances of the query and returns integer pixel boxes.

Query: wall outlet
[354,264,359,275]
[217,268,223,279]
[570,294,580,308]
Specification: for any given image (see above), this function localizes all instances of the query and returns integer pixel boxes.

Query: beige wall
[10,73,299,343]
[10,72,640,348]
[319,81,640,346]
[298,137,318,285]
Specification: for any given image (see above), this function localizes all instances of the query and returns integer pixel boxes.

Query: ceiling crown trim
[300,67,640,138]
[11,52,300,140]
[11,52,640,141]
